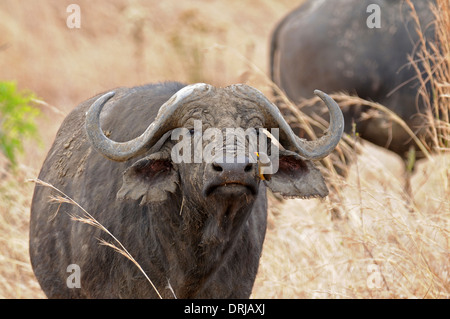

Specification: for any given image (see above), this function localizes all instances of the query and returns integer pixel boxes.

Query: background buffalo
[270,0,438,164]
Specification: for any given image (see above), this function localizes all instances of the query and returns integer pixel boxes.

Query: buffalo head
[86,84,343,207]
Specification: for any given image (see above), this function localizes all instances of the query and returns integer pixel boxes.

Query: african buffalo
[29,82,343,298]
[270,0,436,161]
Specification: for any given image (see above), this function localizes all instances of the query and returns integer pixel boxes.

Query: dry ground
[0,0,448,298]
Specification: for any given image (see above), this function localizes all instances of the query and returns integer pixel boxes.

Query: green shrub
[0,81,40,166]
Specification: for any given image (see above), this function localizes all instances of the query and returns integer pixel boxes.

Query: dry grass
[0,155,44,298]
[252,144,449,298]
[406,0,450,153]
[252,0,450,299]
[0,0,448,299]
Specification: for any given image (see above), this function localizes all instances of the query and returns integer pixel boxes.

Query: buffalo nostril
[212,162,223,172]
[212,156,254,174]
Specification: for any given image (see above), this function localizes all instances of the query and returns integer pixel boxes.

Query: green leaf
[0,81,41,167]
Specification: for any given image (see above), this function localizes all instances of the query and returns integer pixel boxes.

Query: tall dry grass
[407,0,450,154]
[0,0,448,299]
[252,143,449,298]
[252,0,449,298]
[0,154,44,298]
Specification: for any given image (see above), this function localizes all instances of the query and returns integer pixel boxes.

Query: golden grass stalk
[31,98,67,117]
[28,178,164,299]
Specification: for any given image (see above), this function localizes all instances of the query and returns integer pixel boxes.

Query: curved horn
[85,83,213,162]
[229,85,344,160]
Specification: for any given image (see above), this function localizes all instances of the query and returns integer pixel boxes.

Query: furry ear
[264,151,328,199]
[117,152,179,205]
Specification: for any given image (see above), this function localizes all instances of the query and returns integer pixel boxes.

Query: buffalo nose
[212,156,254,175]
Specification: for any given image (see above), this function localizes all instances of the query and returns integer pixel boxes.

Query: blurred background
[0,0,448,298]
[0,0,297,168]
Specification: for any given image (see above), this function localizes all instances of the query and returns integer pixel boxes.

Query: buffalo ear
[264,151,328,198]
[117,152,178,205]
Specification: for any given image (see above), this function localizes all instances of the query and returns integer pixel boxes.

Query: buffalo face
[85,84,343,245]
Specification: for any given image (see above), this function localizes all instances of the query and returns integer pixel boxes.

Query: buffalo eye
[189,128,195,135]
